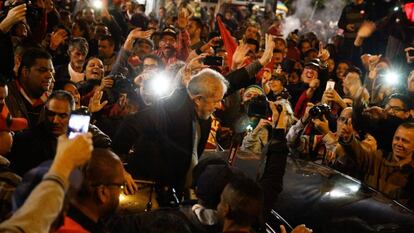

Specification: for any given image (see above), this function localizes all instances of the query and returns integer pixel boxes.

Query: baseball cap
[162,26,177,39]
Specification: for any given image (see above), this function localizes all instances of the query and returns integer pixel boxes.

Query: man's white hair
[187,68,229,98]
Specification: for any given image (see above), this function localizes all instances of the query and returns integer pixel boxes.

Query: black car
[268,157,414,233]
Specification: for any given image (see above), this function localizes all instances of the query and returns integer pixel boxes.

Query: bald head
[78,149,124,199]
[0,131,13,155]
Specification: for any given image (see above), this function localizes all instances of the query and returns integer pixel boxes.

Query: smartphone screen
[67,114,91,139]
[325,80,335,91]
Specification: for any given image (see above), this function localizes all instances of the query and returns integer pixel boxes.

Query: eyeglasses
[385,105,405,113]
[337,116,350,123]
[143,64,157,70]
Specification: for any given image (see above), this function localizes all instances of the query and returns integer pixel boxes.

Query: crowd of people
[0,0,414,232]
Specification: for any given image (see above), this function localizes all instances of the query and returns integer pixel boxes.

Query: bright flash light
[394,6,399,12]
[384,71,399,85]
[150,73,171,96]
[92,0,103,9]
[119,193,126,202]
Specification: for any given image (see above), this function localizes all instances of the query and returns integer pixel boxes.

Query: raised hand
[50,29,68,50]
[317,41,330,62]
[51,133,93,178]
[88,90,108,113]
[231,40,250,70]
[0,4,26,33]
[404,47,414,63]
[124,28,154,51]
[301,102,315,123]
[312,115,330,135]
[177,10,189,30]
[259,34,275,66]
[355,21,376,46]
[357,21,376,38]
[100,76,114,89]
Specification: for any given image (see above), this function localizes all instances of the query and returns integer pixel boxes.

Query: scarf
[15,80,49,107]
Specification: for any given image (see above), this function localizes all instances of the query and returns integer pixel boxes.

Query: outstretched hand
[124,28,154,51]
[50,133,93,179]
[231,40,250,70]
[88,90,108,113]
[0,4,26,33]
[259,34,275,66]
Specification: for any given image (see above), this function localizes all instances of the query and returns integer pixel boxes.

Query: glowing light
[384,71,399,85]
[394,6,399,12]
[246,125,253,132]
[150,73,171,96]
[329,189,347,198]
[119,193,126,202]
[92,0,103,9]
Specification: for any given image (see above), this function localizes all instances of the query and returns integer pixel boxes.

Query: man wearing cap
[293,58,327,118]
[111,28,155,79]
[154,25,190,66]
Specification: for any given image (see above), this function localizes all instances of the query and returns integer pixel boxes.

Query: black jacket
[54,64,71,82]
[113,64,261,192]
[8,122,111,176]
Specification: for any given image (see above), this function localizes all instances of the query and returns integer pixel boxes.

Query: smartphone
[326,80,335,91]
[203,56,224,66]
[408,50,414,57]
[67,108,91,139]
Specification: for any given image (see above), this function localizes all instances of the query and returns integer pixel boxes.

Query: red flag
[217,17,237,67]
[405,3,414,22]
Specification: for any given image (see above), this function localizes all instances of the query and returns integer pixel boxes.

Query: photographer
[287,102,336,163]
[241,96,294,155]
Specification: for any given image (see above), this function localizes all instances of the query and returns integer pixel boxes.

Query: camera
[309,104,331,120]
[202,56,224,67]
[2,0,41,22]
[246,95,272,120]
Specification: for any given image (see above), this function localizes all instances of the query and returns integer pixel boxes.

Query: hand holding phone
[325,80,335,91]
[202,56,224,66]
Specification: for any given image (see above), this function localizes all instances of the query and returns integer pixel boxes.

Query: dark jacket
[8,122,111,176]
[113,63,262,192]
[54,64,71,82]
[340,136,414,210]
[5,81,43,128]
